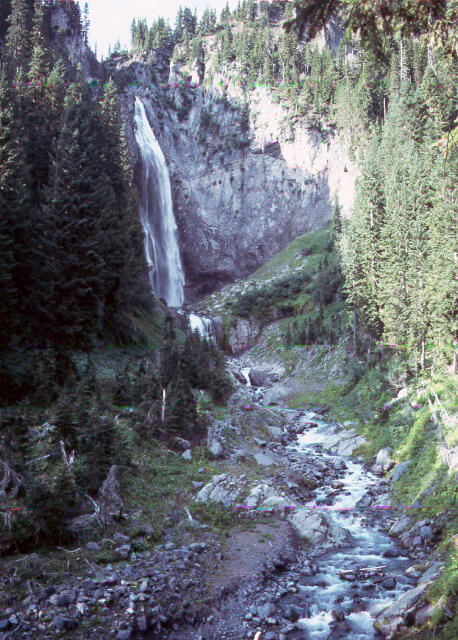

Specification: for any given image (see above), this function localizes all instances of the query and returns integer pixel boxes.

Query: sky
[78,0,239,59]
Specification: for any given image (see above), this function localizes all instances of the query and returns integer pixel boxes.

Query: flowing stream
[272,407,415,639]
[134,97,184,307]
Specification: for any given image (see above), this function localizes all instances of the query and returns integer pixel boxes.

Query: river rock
[323,429,367,456]
[389,515,413,536]
[374,447,394,474]
[390,460,411,482]
[288,510,347,548]
[418,561,444,584]
[414,604,435,625]
[195,474,242,507]
[375,583,429,636]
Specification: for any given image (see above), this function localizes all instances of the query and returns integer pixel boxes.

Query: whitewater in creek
[271,406,415,639]
[134,97,185,307]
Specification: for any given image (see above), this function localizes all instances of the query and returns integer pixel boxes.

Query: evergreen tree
[0,66,33,343]
[5,0,31,72]
[82,2,90,46]
[165,372,196,435]
[33,82,110,345]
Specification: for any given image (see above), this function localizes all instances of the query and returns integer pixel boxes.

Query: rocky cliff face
[104,24,357,303]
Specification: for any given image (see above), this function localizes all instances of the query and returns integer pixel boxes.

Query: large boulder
[288,510,347,548]
[375,583,429,638]
[207,426,224,458]
[248,369,278,387]
[390,460,411,482]
[195,474,242,507]
[374,447,394,475]
[323,429,367,456]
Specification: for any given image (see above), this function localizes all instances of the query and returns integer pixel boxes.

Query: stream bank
[1,350,450,640]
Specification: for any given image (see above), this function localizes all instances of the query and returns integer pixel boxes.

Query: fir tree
[5,0,31,72]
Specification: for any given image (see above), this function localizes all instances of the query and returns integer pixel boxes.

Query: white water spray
[134,97,184,307]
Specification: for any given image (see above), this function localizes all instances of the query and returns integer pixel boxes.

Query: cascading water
[134,97,184,307]
[189,313,213,340]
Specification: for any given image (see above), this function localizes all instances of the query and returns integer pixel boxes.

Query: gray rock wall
[109,35,357,302]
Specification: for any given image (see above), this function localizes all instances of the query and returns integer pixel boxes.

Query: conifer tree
[0,66,33,342]
[33,82,109,345]
[5,0,31,72]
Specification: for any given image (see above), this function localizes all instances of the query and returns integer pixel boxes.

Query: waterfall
[189,313,213,340]
[134,97,184,307]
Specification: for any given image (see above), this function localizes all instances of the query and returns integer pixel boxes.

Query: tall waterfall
[134,97,184,307]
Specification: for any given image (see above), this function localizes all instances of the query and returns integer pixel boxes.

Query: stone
[192,481,204,489]
[323,430,367,456]
[195,473,242,507]
[373,447,394,475]
[382,577,396,589]
[405,566,421,578]
[331,606,345,621]
[171,436,191,451]
[390,461,411,482]
[86,541,101,551]
[190,542,206,553]
[248,369,278,387]
[182,449,192,460]
[288,509,347,548]
[418,562,444,585]
[257,602,275,620]
[414,604,435,625]
[116,629,132,640]
[389,515,413,536]
[412,536,423,546]
[375,583,429,628]
[97,465,123,517]
[254,452,277,466]
[76,603,89,616]
[114,544,131,559]
[0,621,8,632]
[57,590,76,607]
[49,615,76,631]
[113,532,130,544]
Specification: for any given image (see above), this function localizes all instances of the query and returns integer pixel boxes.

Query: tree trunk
[420,339,425,370]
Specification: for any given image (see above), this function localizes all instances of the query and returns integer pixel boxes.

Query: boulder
[195,474,242,507]
[375,583,429,636]
[323,430,367,456]
[414,604,435,625]
[288,510,347,548]
[182,449,192,460]
[171,436,191,452]
[254,452,277,466]
[207,427,223,458]
[418,561,444,585]
[257,602,276,620]
[374,447,394,474]
[390,460,411,482]
[249,369,278,387]
[97,465,123,516]
[246,484,278,507]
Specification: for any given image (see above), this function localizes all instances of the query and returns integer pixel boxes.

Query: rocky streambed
[1,364,446,640]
